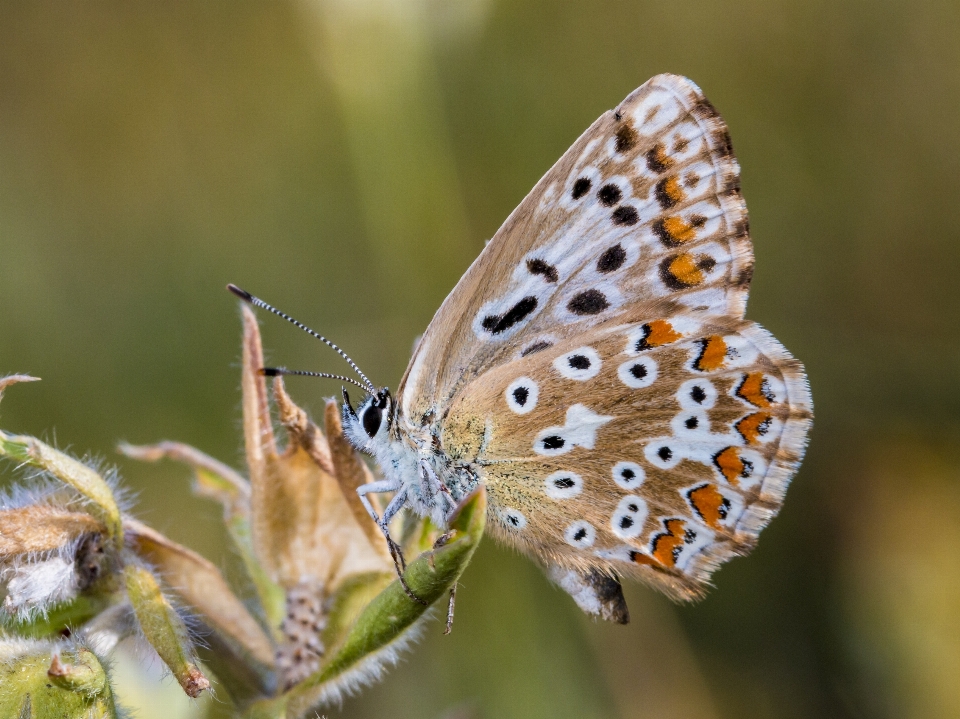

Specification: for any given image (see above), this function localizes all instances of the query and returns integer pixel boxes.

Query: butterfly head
[342,386,393,450]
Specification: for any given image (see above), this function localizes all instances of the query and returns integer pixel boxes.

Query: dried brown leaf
[324,400,389,560]
[240,307,391,590]
[125,517,275,668]
[0,506,104,559]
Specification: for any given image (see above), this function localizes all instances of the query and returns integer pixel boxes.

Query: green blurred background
[2,1,959,717]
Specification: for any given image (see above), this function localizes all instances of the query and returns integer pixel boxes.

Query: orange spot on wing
[653,216,698,247]
[655,176,686,208]
[645,143,674,173]
[737,372,773,407]
[735,412,773,445]
[687,484,729,529]
[660,253,717,290]
[646,319,682,346]
[630,551,658,566]
[651,518,687,567]
[695,335,727,371]
[667,253,704,285]
[713,447,746,487]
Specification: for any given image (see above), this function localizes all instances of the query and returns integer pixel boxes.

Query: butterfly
[231,74,812,623]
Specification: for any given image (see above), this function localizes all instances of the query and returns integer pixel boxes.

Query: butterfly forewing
[400,74,752,424]
[440,307,810,599]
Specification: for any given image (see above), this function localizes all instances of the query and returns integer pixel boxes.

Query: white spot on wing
[502,508,527,530]
[544,471,583,500]
[678,378,717,410]
[553,347,602,381]
[533,404,614,456]
[564,520,596,548]
[671,409,711,436]
[645,440,682,469]
[618,357,658,388]
[630,88,684,135]
[505,377,539,414]
[611,496,648,539]
[612,461,645,490]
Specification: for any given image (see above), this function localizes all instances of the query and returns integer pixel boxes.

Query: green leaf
[124,564,210,698]
[1,594,116,640]
[0,643,119,719]
[280,488,486,718]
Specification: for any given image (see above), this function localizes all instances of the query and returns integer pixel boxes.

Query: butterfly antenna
[227,284,376,394]
[259,367,371,393]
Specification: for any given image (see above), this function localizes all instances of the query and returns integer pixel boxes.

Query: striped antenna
[260,367,371,393]
[227,284,376,394]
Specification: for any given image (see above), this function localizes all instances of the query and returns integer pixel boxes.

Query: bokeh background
[2,1,959,717]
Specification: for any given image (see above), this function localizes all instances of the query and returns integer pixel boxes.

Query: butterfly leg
[379,486,411,570]
[356,478,400,526]
[356,479,428,606]
[443,583,457,635]
[420,459,457,521]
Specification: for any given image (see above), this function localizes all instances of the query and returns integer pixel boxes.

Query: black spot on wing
[481,296,538,334]
[596,244,626,273]
[521,341,552,357]
[615,123,638,153]
[526,258,559,283]
[572,177,592,200]
[597,184,622,207]
[611,206,639,226]
[567,290,609,315]
[543,435,565,450]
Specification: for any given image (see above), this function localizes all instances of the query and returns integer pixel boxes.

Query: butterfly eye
[362,403,383,438]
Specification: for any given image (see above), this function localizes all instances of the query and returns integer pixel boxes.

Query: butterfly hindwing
[400,74,751,424]
[439,306,811,600]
